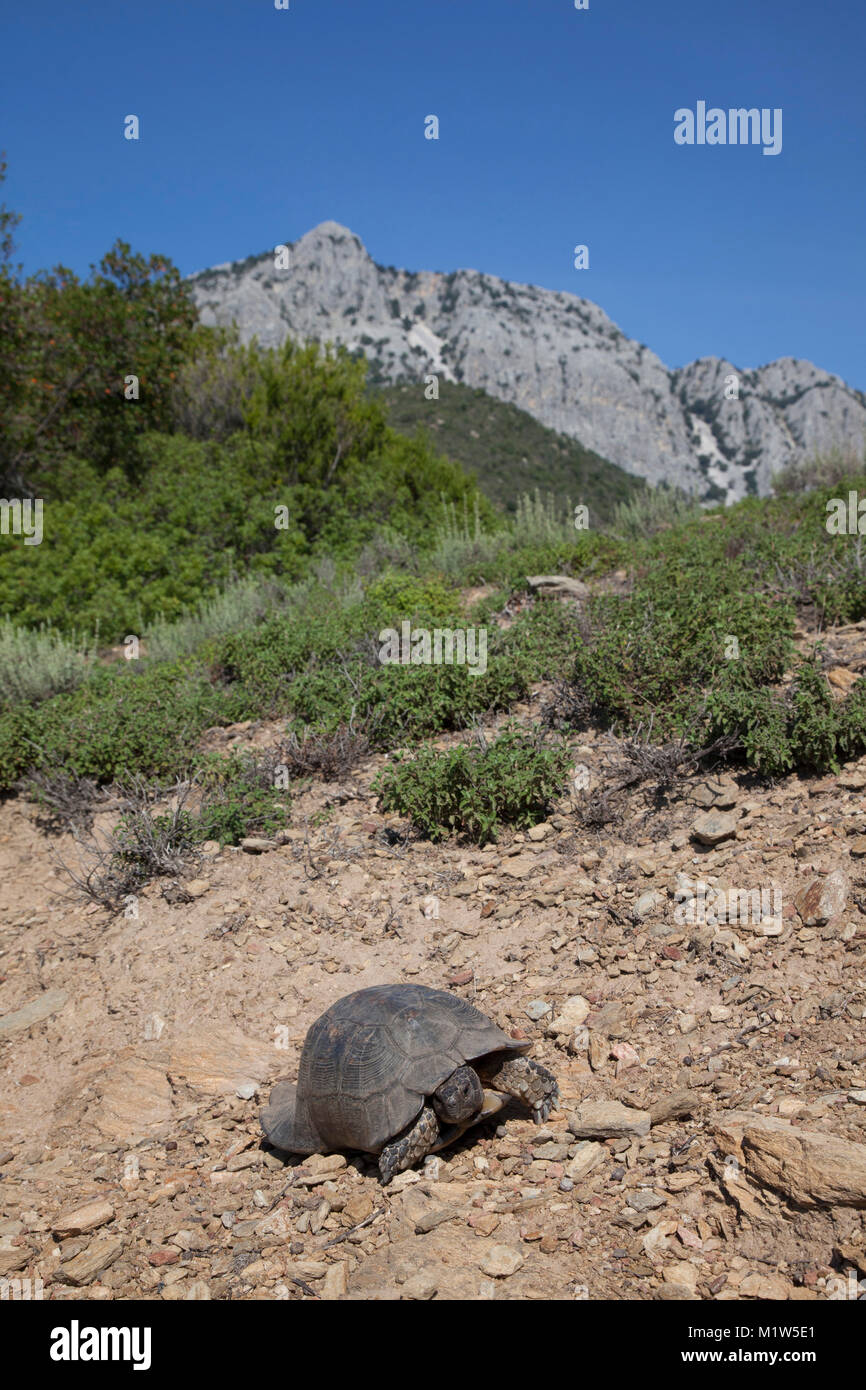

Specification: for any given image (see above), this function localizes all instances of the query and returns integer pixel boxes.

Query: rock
[51,1201,114,1240]
[826,667,858,696]
[185,879,210,897]
[568,1100,651,1139]
[183,1281,212,1300]
[709,1005,731,1022]
[634,890,663,920]
[678,1013,698,1035]
[481,1244,524,1278]
[649,1090,701,1126]
[739,1271,792,1299]
[500,856,536,879]
[627,1189,666,1212]
[663,1260,699,1290]
[235,1082,258,1100]
[343,1192,374,1225]
[168,1026,274,1096]
[849,837,866,858]
[524,999,551,1022]
[547,995,590,1037]
[711,1111,866,1207]
[321,1262,349,1300]
[795,869,850,926]
[59,1235,124,1286]
[848,1091,866,1106]
[566,1142,606,1182]
[527,823,552,841]
[91,1059,174,1142]
[526,575,590,599]
[401,1272,438,1300]
[0,989,68,1036]
[691,811,737,846]
[240,837,278,853]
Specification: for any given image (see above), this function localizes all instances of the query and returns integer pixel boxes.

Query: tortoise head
[431,1065,484,1124]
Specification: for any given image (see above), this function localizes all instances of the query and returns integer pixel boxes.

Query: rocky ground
[2,627,866,1302]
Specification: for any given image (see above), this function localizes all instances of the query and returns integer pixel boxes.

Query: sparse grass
[771,444,866,496]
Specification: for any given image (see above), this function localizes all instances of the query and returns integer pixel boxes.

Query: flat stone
[547,995,590,1037]
[500,856,536,879]
[59,1236,124,1286]
[524,999,551,1022]
[691,811,737,846]
[0,989,68,1036]
[566,1141,606,1182]
[627,1189,666,1212]
[568,1100,651,1140]
[91,1059,174,1143]
[51,1201,115,1240]
[481,1244,525,1277]
[795,869,850,926]
[169,1026,274,1096]
[634,890,663,920]
[711,1111,866,1206]
[527,823,552,841]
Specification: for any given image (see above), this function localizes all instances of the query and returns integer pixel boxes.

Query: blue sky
[2,0,864,387]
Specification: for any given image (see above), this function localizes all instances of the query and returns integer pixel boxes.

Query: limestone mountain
[188,222,866,502]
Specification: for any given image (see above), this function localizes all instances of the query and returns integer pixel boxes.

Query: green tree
[0,156,198,493]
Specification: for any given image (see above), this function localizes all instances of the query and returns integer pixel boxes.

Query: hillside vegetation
[2,160,865,857]
[377,379,643,522]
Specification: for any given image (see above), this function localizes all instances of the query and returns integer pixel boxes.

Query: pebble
[524,999,551,1021]
[481,1245,524,1278]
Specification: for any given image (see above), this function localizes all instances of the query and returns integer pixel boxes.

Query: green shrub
[0,661,238,790]
[0,617,95,709]
[374,726,572,843]
[567,555,794,740]
[192,750,290,846]
[611,482,702,541]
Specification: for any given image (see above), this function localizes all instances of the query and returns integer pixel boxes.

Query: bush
[374,726,572,843]
[0,617,95,709]
[611,482,702,541]
[0,660,238,790]
[192,750,290,846]
[565,554,794,740]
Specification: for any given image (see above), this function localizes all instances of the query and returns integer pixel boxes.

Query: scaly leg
[486,1056,559,1123]
[378,1105,441,1184]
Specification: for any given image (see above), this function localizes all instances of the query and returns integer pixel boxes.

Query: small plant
[193,749,291,846]
[611,481,702,541]
[277,723,373,780]
[373,725,572,844]
[0,618,95,710]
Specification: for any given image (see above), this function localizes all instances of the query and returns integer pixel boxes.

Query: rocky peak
[188,226,865,502]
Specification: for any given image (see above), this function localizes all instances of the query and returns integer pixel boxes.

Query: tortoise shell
[261,983,528,1155]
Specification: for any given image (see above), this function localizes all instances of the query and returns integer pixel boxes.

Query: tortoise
[260,983,559,1182]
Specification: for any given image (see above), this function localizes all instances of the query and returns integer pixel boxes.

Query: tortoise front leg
[378,1105,440,1184]
[486,1057,559,1123]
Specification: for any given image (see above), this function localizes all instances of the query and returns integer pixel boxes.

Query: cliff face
[189,222,866,501]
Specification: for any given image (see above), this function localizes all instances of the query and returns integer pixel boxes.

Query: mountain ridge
[188,222,866,502]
